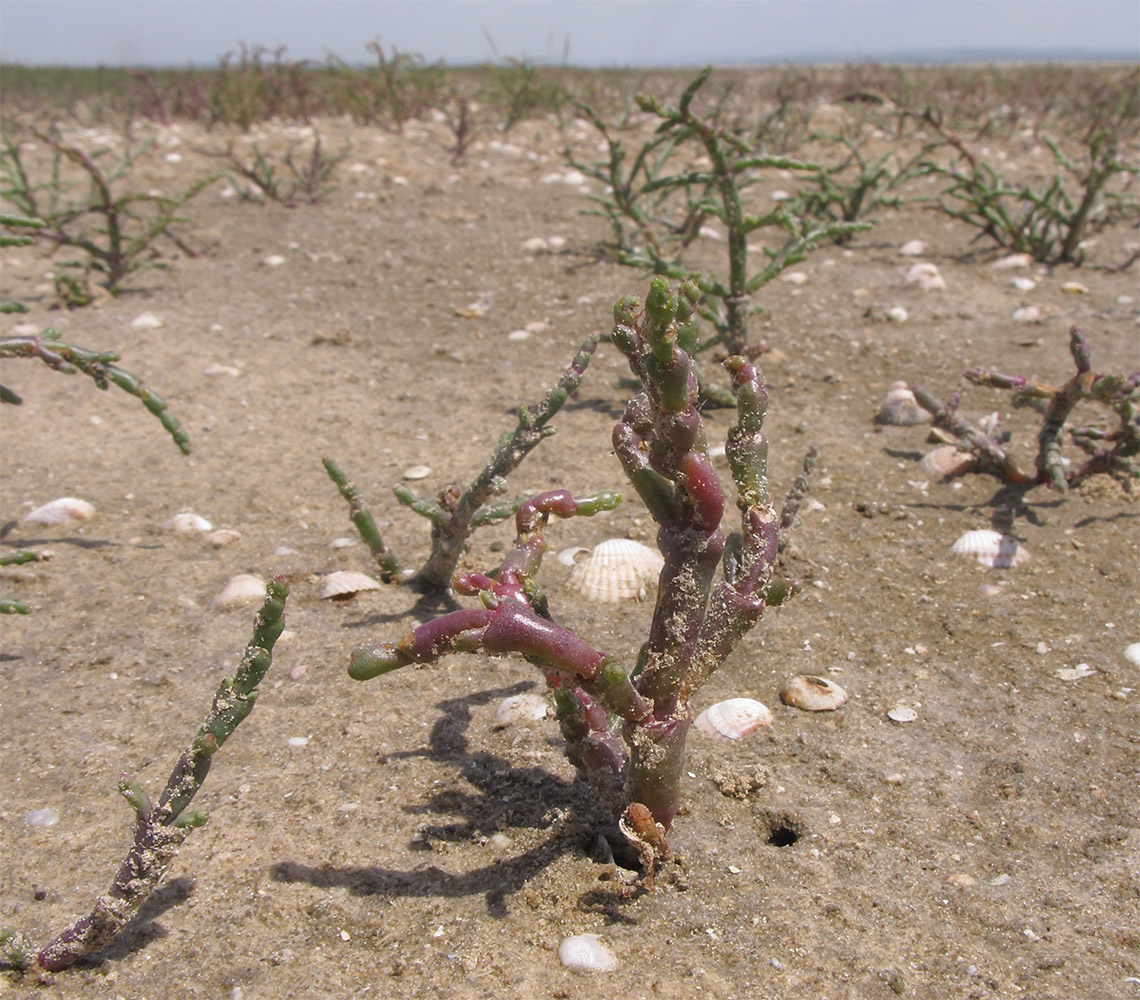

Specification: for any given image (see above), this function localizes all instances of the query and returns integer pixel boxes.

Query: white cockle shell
[211,574,266,607]
[779,675,848,711]
[694,698,773,740]
[493,693,549,726]
[875,382,929,426]
[24,497,95,525]
[163,512,213,533]
[319,570,381,601]
[920,445,977,479]
[950,530,1030,568]
[567,538,663,602]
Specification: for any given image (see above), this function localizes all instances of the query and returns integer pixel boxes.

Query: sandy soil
[1,97,1138,1000]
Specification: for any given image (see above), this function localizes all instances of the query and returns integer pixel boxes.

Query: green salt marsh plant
[348,278,814,880]
[567,67,863,367]
[0,129,218,302]
[213,126,349,206]
[920,114,1139,265]
[910,327,1139,491]
[0,580,289,973]
[324,333,597,592]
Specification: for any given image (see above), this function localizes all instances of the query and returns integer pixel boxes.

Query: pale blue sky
[1,0,1137,67]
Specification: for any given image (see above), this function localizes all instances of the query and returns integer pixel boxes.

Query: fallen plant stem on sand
[325,333,597,592]
[349,279,814,882]
[0,580,289,974]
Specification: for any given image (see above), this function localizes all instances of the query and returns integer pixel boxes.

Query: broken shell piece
[163,512,212,533]
[898,239,925,257]
[1012,305,1041,322]
[886,305,908,323]
[131,311,163,330]
[1055,663,1094,681]
[694,698,773,740]
[920,445,977,479]
[211,574,266,607]
[204,529,242,547]
[1059,281,1089,294]
[990,253,1032,269]
[951,529,1030,568]
[903,263,946,291]
[781,271,808,285]
[887,705,918,723]
[507,329,530,341]
[875,382,930,426]
[24,497,95,525]
[567,538,663,602]
[779,675,848,711]
[1009,276,1037,291]
[558,934,618,972]
[493,693,549,726]
[402,465,431,480]
[556,546,591,567]
[320,570,381,601]
[1123,643,1140,666]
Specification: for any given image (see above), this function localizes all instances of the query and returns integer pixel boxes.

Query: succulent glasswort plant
[348,278,810,879]
[324,333,597,592]
[911,326,1139,491]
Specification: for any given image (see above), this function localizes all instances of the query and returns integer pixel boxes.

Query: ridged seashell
[779,676,848,711]
[24,497,95,525]
[920,445,977,479]
[211,574,266,607]
[319,570,381,601]
[694,698,773,740]
[898,239,925,257]
[990,253,1032,269]
[903,263,946,291]
[163,512,212,533]
[558,934,618,972]
[567,538,663,603]
[875,382,930,426]
[493,693,549,726]
[950,530,1030,568]
[1012,305,1041,322]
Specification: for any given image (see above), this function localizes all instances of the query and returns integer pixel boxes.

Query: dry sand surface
[1,100,1138,999]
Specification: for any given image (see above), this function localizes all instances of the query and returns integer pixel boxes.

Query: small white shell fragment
[903,263,946,291]
[779,676,848,711]
[24,807,60,828]
[263,254,287,267]
[204,362,241,376]
[211,574,266,607]
[558,934,618,972]
[1012,305,1041,322]
[130,311,163,329]
[898,239,925,257]
[950,529,1030,568]
[1055,663,1094,681]
[204,529,242,547]
[920,444,976,479]
[522,236,548,252]
[546,235,567,250]
[163,512,212,533]
[493,693,549,726]
[886,305,908,323]
[556,546,591,567]
[875,382,929,426]
[402,465,431,480]
[990,253,1032,269]
[24,497,95,525]
[320,570,381,601]
[1125,643,1140,666]
[287,736,309,747]
[1009,276,1037,291]
[567,538,664,602]
[699,225,722,240]
[770,189,792,202]
[781,270,808,285]
[1059,281,1089,294]
[329,537,357,549]
[524,320,549,334]
[887,705,918,723]
[694,698,773,740]
[507,329,531,341]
